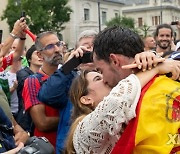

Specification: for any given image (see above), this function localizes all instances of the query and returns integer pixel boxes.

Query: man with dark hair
[22,31,61,148]
[92,26,180,153]
[154,24,175,56]
[37,29,97,153]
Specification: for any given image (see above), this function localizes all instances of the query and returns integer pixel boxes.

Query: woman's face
[30,51,43,66]
[86,71,111,107]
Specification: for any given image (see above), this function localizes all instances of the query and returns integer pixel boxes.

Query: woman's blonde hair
[64,70,94,153]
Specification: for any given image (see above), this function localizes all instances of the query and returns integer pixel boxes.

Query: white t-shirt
[6,71,18,113]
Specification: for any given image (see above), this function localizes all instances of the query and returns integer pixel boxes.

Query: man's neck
[40,64,58,76]
[156,46,170,53]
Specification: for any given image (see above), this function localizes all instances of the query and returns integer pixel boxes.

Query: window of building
[115,12,119,17]
[152,16,160,26]
[102,11,107,25]
[138,17,143,27]
[84,8,90,21]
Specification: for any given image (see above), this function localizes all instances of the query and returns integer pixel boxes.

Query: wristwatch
[9,33,19,39]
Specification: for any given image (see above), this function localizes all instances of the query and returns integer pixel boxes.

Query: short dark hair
[154,24,173,37]
[93,26,144,62]
[35,31,57,51]
[26,44,36,66]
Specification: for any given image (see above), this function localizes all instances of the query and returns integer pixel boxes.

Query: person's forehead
[79,37,94,46]
[87,71,100,80]
[93,57,108,71]
[158,28,171,35]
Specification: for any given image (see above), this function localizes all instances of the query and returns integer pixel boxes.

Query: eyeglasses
[40,41,63,51]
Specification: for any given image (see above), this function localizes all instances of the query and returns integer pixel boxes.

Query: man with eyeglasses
[22,31,62,150]
[37,29,97,153]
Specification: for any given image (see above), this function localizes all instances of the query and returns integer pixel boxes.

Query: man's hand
[156,59,180,80]
[66,46,91,62]
[11,17,27,38]
[14,130,29,145]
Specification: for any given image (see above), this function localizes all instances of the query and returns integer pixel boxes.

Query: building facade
[62,0,124,48]
[122,0,180,37]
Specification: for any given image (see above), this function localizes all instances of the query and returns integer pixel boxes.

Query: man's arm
[38,69,76,108]
[0,17,27,58]
[29,104,59,132]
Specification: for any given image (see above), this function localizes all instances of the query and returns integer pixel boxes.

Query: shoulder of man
[32,72,47,86]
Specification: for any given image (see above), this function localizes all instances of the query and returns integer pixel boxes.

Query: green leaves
[1,0,72,35]
[106,15,135,29]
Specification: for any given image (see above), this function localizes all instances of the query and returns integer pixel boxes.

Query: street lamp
[160,0,163,24]
[98,0,101,32]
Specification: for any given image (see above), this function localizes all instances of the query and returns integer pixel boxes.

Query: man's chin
[160,46,169,50]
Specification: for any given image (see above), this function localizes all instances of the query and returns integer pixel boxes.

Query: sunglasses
[40,41,63,51]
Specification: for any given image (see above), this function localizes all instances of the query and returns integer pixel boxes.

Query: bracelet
[9,33,18,39]
[20,37,26,40]
[150,50,157,55]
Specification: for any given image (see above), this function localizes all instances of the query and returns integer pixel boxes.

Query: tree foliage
[106,15,136,30]
[139,24,151,37]
[1,0,72,35]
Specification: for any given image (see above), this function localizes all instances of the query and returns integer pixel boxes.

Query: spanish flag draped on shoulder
[112,75,180,154]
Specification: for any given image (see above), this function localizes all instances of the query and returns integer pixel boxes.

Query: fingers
[12,18,27,36]
[122,64,138,69]
[2,142,24,154]
[134,54,142,69]
[66,46,89,62]
[134,52,166,71]
[152,55,165,67]
[157,59,180,80]
[135,52,155,71]
[170,60,180,80]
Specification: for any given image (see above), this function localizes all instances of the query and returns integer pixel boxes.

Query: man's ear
[109,53,120,67]
[80,96,93,105]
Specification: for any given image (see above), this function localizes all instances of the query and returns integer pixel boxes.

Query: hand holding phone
[61,52,92,74]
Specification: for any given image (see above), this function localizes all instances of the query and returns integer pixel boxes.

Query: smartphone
[61,52,92,74]
[21,11,26,18]
[171,21,178,25]
[20,11,26,22]
[0,30,3,44]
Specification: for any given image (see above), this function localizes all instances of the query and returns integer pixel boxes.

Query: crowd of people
[0,16,180,154]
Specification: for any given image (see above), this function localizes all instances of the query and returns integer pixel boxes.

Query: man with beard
[37,29,97,154]
[154,24,175,56]
[22,31,63,149]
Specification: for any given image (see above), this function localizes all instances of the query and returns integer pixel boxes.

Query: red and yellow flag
[112,76,180,154]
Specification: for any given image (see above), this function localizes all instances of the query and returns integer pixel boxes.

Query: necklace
[40,67,49,75]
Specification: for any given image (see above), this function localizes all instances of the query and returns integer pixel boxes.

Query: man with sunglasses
[22,31,63,149]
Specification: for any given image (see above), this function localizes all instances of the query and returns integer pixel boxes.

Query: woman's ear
[37,51,43,60]
[80,96,93,105]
